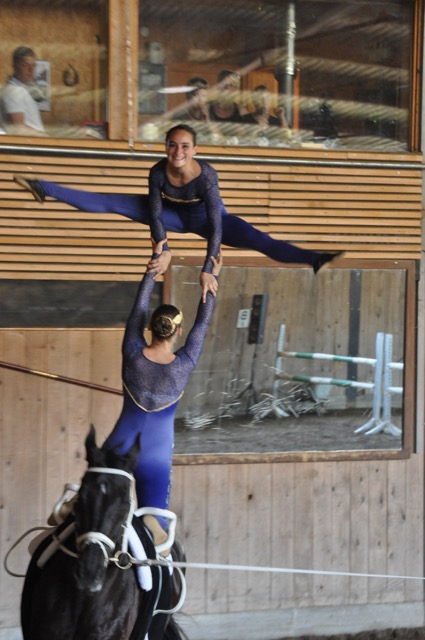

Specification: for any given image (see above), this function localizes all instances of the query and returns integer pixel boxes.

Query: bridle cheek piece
[75,466,136,566]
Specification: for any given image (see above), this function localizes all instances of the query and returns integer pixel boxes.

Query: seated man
[1,46,45,135]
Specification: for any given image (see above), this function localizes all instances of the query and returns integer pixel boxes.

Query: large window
[0,0,418,150]
[137,0,416,151]
[0,0,108,139]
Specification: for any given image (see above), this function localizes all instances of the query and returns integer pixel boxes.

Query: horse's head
[73,425,140,593]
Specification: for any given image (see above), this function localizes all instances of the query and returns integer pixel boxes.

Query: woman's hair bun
[150,306,183,340]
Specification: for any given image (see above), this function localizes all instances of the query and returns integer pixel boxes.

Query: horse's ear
[85,425,97,463]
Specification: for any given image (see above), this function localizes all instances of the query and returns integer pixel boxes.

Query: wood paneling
[0,326,423,629]
[0,147,422,280]
[170,456,424,612]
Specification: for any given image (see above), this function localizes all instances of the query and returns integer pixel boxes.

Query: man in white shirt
[1,46,45,135]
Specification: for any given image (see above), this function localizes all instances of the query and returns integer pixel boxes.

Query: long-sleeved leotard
[36,158,322,269]
[102,268,216,526]
[148,159,221,273]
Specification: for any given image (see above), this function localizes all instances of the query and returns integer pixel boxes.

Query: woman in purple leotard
[102,240,222,534]
[14,124,343,299]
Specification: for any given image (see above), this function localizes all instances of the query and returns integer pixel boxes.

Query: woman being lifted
[15,124,343,300]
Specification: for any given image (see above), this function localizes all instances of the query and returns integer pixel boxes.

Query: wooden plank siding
[0,326,423,628]
[0,327,421,620]
[0,147,422,280]
[267,163,423,258]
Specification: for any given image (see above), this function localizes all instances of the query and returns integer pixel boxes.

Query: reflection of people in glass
[14,124,344,298]
[303,98,338,139]
[242,85,288,129]
[208,70,245,123]
[173,77,211,123]
[173,77,221,143]
[103,240,222,535]
[0,46,45,135]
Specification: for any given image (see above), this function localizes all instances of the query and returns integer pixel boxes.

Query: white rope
[142,558,425,582]
[6,528,425,584]
[3,526,50,577]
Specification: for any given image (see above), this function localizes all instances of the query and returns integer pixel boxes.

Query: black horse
[21,426,186,640]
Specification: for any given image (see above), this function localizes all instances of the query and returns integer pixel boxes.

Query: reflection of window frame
[138,61,167,114]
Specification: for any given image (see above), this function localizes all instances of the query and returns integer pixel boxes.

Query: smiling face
[165,127,198,170]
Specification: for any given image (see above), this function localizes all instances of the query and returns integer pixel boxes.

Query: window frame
[164,257,417,466]
[0,0,422,152]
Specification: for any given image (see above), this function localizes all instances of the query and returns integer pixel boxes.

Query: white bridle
[75,466,135,565]
[6,466,186,616]
[50,467,177,566]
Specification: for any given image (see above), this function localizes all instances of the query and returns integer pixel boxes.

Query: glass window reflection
[137,0,414,151]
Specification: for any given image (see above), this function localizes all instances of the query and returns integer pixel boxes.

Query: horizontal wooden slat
[0,148,422,279]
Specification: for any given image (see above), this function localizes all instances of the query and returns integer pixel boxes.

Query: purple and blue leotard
[37,157,321,269]
[103,268,216,525]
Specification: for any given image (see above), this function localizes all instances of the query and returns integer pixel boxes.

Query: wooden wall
[170,457,424,614]
[1,337,423,626]
[0,145,422,280]
[0,143,423,631]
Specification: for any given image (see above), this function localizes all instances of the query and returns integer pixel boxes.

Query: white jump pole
[272,324,291,417]
[273,325,386,434]
[354,331,384,434]
[367,333,402,437]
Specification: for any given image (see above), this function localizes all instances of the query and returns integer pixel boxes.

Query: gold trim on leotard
[123,381,184,412]
[161,191,201,204]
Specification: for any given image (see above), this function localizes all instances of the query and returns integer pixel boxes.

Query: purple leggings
[103,392,175,530]
[40,179,319,265]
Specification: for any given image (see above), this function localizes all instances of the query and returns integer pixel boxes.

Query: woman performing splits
[14,123,343,297]
[101,240,222,543]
